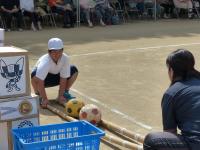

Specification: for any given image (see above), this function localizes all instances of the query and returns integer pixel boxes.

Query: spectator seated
[94,0,114,25]
[48,0,75,28]
[80,0,96,27]
[0,0,23,31]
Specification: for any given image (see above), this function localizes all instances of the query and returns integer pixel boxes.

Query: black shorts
[31,65,78,87]
[143,132,189,150]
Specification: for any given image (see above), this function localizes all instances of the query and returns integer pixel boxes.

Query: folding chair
[109,0,126,22]
[143,0,160,20]
[42,5,57,27]
[123,0,140,20]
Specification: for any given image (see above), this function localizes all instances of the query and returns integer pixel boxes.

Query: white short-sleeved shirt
[33,53,70,80]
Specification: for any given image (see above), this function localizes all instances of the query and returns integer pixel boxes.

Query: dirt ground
[4,19,200,149]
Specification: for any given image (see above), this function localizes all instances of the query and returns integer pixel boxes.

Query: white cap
[48,38,64,50]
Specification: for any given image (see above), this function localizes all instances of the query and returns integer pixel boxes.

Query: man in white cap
[31,37,78,108]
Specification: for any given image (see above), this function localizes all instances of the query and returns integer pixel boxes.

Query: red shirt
[48,0,57,7]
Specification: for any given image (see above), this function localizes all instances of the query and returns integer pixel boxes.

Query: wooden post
[101,119,145,143]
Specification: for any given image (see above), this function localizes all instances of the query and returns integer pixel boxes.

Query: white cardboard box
[0,95,39,122]
[0,117,39,150]
[0,28,4,46]
[0,46,31,98]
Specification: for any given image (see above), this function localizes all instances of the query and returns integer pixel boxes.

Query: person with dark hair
[31,38,78,108]
[143,49,200,150]
[0,0,23,31]
[160,0,174,18]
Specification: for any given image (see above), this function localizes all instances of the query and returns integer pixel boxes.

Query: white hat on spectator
[48,38,64,50]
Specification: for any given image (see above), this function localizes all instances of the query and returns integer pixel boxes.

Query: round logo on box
[18,100,32,115]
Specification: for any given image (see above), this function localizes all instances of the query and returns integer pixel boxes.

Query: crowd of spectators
[0,0,199,32]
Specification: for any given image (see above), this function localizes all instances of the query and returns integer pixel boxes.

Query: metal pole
[78,0,80,26]
[76,0,80,27]
[154,0,157,21]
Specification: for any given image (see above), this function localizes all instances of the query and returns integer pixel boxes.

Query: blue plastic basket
[12,120,105,150]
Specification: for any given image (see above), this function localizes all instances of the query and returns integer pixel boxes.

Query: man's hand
[58,95,67,104]
[56,0,65,4]
[64,4,72,11]
[41,98,49,108]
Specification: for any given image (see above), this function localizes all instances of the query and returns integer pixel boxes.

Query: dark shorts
[31,65,78,87]
[143,132,190,150]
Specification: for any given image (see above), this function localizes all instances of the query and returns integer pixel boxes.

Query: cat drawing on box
[0,57,24,92]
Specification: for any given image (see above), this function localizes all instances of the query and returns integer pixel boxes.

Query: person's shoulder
[162,83,182,104]
[62,52,69,56]
[39,54,49,60]
[165,82,184,96]
[165,78,200,95]
[37,54,52,64]
[60,53,69,64]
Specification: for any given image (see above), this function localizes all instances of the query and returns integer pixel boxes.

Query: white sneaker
[31,22,37,31]
[100,19,105,26]
[88,20,93,27]
[6,29,11,32]
[188,13,194,19]
[38,21,42,30]
[188,9,194,19]
[18,28,23,32]
[163,14,169,19]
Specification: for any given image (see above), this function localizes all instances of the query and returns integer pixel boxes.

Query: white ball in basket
[79,104,102,125]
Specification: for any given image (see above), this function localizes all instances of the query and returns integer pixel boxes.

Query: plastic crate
[12,120,105,150]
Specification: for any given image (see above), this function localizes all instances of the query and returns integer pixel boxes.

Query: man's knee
[31,76,40,84]
[143,132,157,150]
[70,65,78,76]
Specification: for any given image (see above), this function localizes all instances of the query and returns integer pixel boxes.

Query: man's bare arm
[36,77,48,101]
[58,77,67,100]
